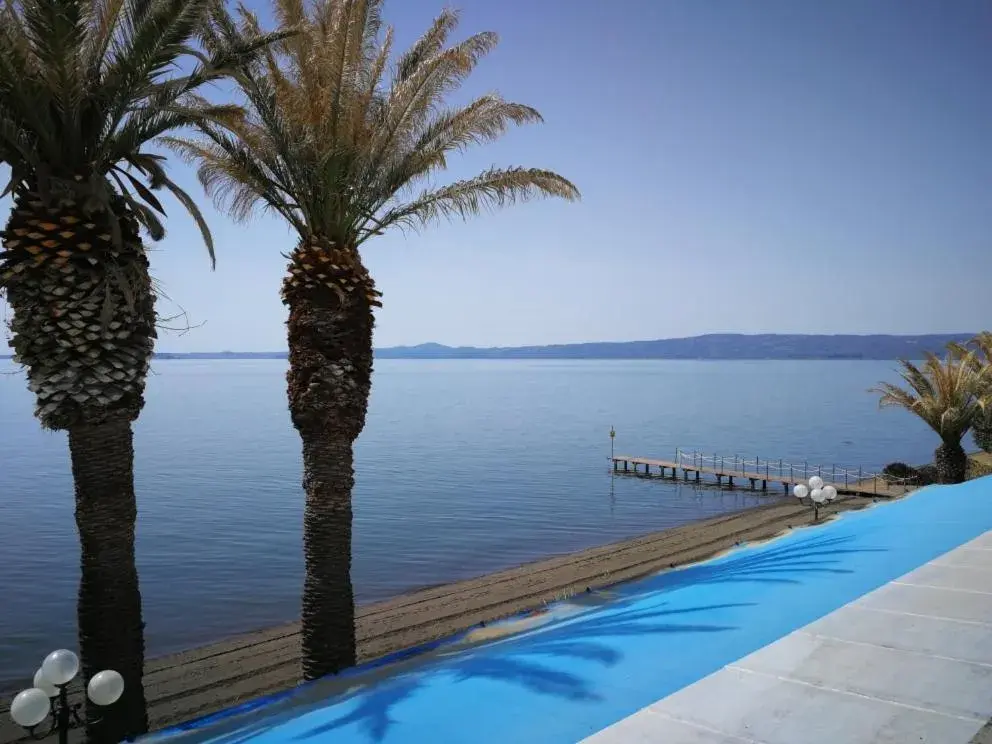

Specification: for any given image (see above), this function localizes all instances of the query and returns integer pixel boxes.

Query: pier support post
[728,476,734,488]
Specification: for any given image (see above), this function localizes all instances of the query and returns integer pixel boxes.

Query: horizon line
[170,330,979,354]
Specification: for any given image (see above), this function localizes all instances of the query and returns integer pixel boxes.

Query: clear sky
[2,0,991,352]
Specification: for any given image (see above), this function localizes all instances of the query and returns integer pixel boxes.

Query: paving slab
[804,604,992,666]
[584,532,992,744]
[595,666,985,744]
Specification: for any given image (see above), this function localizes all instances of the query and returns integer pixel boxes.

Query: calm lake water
[0,359,936,684]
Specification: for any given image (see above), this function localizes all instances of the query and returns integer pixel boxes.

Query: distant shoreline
[0,354,965,361]
[1,332,976,362]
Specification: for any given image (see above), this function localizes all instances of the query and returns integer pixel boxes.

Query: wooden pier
[612,450,910,499]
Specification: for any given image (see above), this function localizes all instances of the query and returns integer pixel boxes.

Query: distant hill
[373,334,977,360]
[2,334,977,362]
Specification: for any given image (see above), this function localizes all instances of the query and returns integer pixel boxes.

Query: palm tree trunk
[935,439,968,484]
[69,416,148,743]
[283,239,377,681]
[300,433,357,679]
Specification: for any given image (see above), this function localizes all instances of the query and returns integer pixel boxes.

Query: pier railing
[673,448,917,491]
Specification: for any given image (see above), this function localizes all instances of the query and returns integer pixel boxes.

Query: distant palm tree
[871,352,989,484]
[170,0,579,680]
[0,1,281,739]
[948,332,992,454]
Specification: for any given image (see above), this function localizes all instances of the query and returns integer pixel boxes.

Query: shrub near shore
[872,345,992,484]
[882,454,992,486]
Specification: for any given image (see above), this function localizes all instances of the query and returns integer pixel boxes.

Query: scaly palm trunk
[299,433,358,678]
[935,439,968,484]
[70,418,148,743]
[1,186,153,741]
[282,238,379,681]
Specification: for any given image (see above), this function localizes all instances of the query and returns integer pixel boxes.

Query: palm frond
[394,7,457,83]
[178,0,577,250]
[0,0,289,255]
[159,174,216,267]
[368,166,578,241]
[870,352,987,442]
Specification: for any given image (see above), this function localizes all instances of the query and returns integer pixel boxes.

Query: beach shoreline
[0,493,889,743]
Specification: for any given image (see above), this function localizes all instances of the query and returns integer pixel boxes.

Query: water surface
[0,359,934,683]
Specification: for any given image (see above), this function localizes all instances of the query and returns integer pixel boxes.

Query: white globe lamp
[808,475,824,491]
[823,485,838,502]
[87,670,125,707]
[40,649,79,686]
[8,649,124,739]
[32,669,58,698]
[793,484,808,500]
[10,689,50,728]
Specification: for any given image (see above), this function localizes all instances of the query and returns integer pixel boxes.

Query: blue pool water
[146,478,992,743]
[0,359,939,683]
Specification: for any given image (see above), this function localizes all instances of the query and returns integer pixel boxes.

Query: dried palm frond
[166,0,579,249]
[871,351,992,443]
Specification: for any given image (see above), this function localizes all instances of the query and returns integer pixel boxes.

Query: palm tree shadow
[644,533,887,593]
[200,532,884,744]
[288,600,743,743]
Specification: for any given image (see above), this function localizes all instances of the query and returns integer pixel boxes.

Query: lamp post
[793,475,838,522]
[9,649,124,744]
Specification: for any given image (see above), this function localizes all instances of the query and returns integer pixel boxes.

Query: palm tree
[169,0,579,680]
[0,1,281,739]
[871,352,989,484]
[948,332,992,454]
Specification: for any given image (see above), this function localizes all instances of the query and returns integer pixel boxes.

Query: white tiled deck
[582,531,992,744]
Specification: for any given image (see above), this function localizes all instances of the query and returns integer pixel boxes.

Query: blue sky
[2,0,991,352]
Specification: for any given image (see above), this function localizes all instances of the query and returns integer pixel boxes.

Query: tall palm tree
[170,0,579,680]
[0,1,280,739]
[871,352,989,484]
[948,332,992,454]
